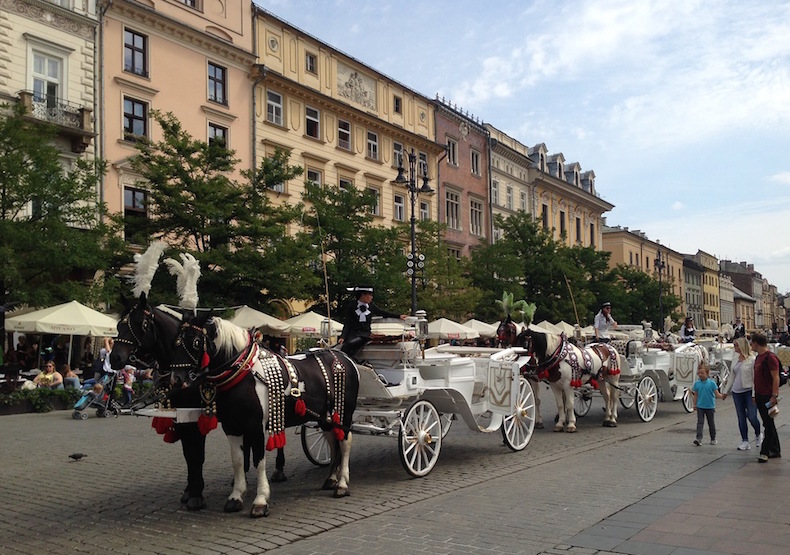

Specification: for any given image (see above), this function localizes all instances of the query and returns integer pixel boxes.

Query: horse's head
[524,328,554,363]
[497,315,518,347]
[111,293,157,370]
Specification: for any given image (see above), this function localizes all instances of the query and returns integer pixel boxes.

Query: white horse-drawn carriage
[301,319,537,477]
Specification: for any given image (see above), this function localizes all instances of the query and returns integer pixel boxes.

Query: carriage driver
[593,301,618,343]
[337,286,407,359]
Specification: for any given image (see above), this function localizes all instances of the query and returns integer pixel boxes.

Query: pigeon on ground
[68,453,87,461]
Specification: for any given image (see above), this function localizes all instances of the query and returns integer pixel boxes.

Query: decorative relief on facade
[2,0,96,40]
[337,61,376,110]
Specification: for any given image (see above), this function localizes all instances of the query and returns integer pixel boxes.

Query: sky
[260,0,790,293]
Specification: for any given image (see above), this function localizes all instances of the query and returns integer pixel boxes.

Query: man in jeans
[751,333,781,462]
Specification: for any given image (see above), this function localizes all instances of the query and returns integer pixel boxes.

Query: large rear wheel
[636,376,658,422]
[573,388,593,417]
[399,400,442,477]
[682,387,694,413]
[301,424,331,466]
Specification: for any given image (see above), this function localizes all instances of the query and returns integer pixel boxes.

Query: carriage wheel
[620,390,636,410]
[682,388,694,413]
[439,413,453,438]
[501,377,536,451]
[301,424,332,466]
[636,376,658,422]
[399,400,442,477]
[573,389,593,417]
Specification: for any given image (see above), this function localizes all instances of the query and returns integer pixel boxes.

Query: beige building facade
[253,8,444,232]
[98,0,255,241]
[0,0,98,164]
[690,250,720,326]
[484,124,531,241]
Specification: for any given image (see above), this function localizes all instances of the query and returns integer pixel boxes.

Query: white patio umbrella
[427,318,479,340]
[229,305,290,336]
[5,300,118,366]
[554,321,577,336]
[462,319,498,338]
[283,311,343,337]
[534,320,563,334]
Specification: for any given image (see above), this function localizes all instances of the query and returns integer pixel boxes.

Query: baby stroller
[72,370,122,420]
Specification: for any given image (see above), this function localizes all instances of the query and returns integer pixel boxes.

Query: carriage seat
[609,340,628,357]
[357,341,420,368]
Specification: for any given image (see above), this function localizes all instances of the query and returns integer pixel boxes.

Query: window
[338,119,351,150]
[576,217,582,243]
[307,169,322,186]
[32,52,61,107]
[181,0,200,8]
[393,95,402,114]
[447,138,458,166]
[393,141,403,167]
[267,90,283,125]
[418,151,428,176]
[305,52,317,74]
[394,194,405,222]
[339,178,353,191]
[208,122,227,146]
[124,187,147,243]
[366,187,380,215]
[541,203,548,229]
[470,200,483,236]
[506,186,513,210]
[559,210,566,237]
[208,62,227,105]
[448,247,461,261]
[420,200,430,221]
[305,106,320,139]
[123,29,148,77]
[367,131,378,160]
[520,191,527,212]
[123,96,147,140]
[491,180,499,206]
[590,223,595,248]
[446,190,461,230]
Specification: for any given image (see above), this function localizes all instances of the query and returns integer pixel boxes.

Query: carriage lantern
[414,309,429,341]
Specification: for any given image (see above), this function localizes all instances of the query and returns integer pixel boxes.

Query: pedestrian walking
[720,337,761,450]
[691,362,723,446]
[751,333,781,463]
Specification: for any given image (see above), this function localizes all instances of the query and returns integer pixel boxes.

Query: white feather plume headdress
[163,253,201,310]
[130,241,167,297]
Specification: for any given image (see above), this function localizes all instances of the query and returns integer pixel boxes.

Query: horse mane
[130,241,166,297]
[212,318,251,357]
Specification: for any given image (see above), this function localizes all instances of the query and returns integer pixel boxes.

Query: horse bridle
[173,321,213,383]
[114,305,158,367]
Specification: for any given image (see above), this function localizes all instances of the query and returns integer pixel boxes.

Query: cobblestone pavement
[1,384,787,554]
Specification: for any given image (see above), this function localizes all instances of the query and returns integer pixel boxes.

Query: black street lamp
[394,148,434,315]
[654,249,666,334]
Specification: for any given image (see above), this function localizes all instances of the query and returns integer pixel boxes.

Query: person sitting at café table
[33,361,64,389]
[61,363,81,390]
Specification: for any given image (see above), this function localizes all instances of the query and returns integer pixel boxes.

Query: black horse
[109,293,290,511]
[168,310,360,517]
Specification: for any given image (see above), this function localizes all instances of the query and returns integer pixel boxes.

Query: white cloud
[769,172,790,185]
[671,201,684,211]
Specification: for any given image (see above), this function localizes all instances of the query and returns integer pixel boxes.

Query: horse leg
[270,447,287,483]
[176,422,206,510]
[529,378,544,429]
[321,430,340,490]
[563,388,578,432]
[223,436,248,513]
[249,449,271,518]
[550,385,566,432]
[332,432,352,498]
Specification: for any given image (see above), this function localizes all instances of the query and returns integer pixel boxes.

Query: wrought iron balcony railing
[17,91,94,153]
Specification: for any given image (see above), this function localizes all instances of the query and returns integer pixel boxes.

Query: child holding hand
[691,362,724,445]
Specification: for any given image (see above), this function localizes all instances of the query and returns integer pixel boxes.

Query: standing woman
[720,337,761,450]
[593,301,617,343]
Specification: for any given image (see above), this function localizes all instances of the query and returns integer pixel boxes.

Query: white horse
[523,329,621,432]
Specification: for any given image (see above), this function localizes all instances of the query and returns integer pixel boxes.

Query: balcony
[17,91,94,153]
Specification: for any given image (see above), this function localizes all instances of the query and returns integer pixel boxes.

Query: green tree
[609,264,682,329]
[0,103,127,307]
[130,111,317,307]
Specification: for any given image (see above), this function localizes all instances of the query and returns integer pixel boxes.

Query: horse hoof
[322,478,338,491]
[535,422,544,429]
[602,420,617,428]
[553,424,564,432]
[270,470,288,483]
[224,498,244,513]
[333,487,350,498]
[250,504,269,518]
[565,426,577,433]
[185,496,206,511]
[180,490,190,504]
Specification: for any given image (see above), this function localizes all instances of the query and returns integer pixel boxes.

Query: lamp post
[654,249,666,334]
[394,148,434,315]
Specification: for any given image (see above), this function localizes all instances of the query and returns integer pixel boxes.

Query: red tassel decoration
[589,378,599,390]
[266,435,275,451]
[198,414,218,435]
[277,431,286,449]
[163,428,179,443]
[295,398,306,417]
[200,352,210,369]
[152,417,174,435]
[332,412,345,441]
